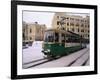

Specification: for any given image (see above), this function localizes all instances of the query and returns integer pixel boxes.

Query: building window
[23,29,25,32]
[30,28,32,33]
[57,16,59,19]
[88,35,89,37]
[88,25,89,28]
[81,29,84,32]
[66,17,69,19]
[57,21,59,25]
[81,24,84,27]
[67,23,69,26]
[70,18,74,20]
[76,19,79,21]
[70,23,74,26]
[72,28,74,32]
[77,28,79,32]
[85,25,87,27]
[30,37,32,40]
[81,20,84,22]
[76,23,79,26]
[23,33,25,40]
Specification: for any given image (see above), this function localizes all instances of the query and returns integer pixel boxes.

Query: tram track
[81,56,89,66]
[23,58,55,69]
[66,49,89,66]
[23,58,48,65]
[23,48,89,69]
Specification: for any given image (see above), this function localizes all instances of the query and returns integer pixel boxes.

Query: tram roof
[45,29,81,37]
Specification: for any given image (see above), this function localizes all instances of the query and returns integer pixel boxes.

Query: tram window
[44,32,54,42]
[62,34,65,42]
[66,35,69,42]
[66,34,71,42]
[55,33,59,42]
[66,33,81,43]
[48,36,54,42]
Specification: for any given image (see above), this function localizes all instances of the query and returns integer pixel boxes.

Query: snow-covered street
[22,41,45,64]
[32,48,89,68]
[22,41,90,69]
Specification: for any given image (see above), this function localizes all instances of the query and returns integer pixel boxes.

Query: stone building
[52,12,90,40]
[23,22,46,46]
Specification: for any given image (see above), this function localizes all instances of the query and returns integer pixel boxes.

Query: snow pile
[23,41,44,64]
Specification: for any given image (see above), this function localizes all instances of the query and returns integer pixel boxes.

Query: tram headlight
[43,49,50,53]
[47,49,50,52]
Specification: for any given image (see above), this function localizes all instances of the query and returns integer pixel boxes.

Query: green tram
[42,29,86,58]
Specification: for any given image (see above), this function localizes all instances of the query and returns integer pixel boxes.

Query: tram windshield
[44,31,54,42]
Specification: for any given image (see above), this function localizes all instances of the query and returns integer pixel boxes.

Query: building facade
[23,22,46,46]
[52,12,90,40]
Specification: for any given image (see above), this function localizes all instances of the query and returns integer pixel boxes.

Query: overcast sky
[23,11,54,28]
[23,11,89,28]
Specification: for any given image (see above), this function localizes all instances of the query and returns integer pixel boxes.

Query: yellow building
[52,12,90,40]
[23,22,46,46]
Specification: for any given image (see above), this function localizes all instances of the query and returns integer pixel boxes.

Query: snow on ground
[32,48,89,68]
[71,50,89,66]
[22,41,45,64]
